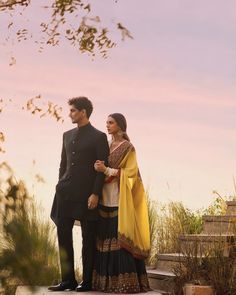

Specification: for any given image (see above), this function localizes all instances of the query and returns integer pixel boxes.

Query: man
[49,97,109,292]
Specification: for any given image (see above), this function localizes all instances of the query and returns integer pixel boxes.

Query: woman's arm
[104,167,119,177]
[94,161,119,177]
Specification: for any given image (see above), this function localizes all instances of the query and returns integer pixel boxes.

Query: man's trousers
[57,217,97,284]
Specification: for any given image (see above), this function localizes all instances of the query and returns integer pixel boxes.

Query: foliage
[173,241,236,295]
[146,190,233,266]
[0,0,133,58]
[0,132,5,154]
[0,162,60,294]
[146,194,158,266]
[156,201,203,254]
[0,96,64,154]
[171,191,236,295]
[205,246,236,295]
[173,241,211,295]
[146,199,203,266]
[202,191,228,216]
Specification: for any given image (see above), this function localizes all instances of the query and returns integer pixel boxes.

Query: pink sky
[1,0,236,215]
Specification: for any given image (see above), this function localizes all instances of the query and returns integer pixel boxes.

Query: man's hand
[88,194,99,210]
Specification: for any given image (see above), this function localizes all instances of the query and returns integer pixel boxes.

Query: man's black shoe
[48,280,78,291]
[76,283,92,292]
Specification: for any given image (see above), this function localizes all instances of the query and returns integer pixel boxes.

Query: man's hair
[68,96,93,118]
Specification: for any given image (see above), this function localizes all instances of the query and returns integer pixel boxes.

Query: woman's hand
[94,160,106,172]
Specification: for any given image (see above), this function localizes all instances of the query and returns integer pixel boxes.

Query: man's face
[69,105,84,124]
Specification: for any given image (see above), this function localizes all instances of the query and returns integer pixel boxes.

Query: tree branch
[0,0,29,10]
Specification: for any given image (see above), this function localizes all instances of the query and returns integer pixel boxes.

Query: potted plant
[183,280,214,295]
[173,240,215,295]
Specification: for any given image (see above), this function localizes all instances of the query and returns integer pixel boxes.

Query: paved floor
[15,286,162,295]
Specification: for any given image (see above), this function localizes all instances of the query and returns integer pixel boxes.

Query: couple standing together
[49,97,151,293]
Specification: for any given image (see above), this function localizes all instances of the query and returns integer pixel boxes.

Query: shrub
[0,162,60,294]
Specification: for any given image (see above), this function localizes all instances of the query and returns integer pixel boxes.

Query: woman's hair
[68,96,93,118]
[109,113,130,141]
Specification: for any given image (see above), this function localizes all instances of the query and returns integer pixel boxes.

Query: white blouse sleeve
[104,167,119,177]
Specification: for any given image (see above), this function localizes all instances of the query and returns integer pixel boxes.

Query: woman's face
[106,116,120,135]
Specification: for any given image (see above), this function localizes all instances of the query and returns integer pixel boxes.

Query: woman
[92,113,151,293]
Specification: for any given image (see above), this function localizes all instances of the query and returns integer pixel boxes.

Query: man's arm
[58,133,67,180]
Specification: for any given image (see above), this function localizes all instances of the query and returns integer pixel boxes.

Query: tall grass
[146,196,158,266]
[147,196,203,266]
[202,191,228,216]
[0,162,60,294]
[147,190,231,266]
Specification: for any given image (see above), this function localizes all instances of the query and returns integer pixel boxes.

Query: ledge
[15,286,161,295]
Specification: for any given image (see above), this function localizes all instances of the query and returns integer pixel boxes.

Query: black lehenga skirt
[92,205,150,293]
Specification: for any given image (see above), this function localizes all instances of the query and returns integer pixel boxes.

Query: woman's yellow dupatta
[118,147,150,259]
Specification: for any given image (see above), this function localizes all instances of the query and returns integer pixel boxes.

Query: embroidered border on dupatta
[118,232,150,259]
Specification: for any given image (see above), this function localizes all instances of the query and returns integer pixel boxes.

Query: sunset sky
[1,0,236,218]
